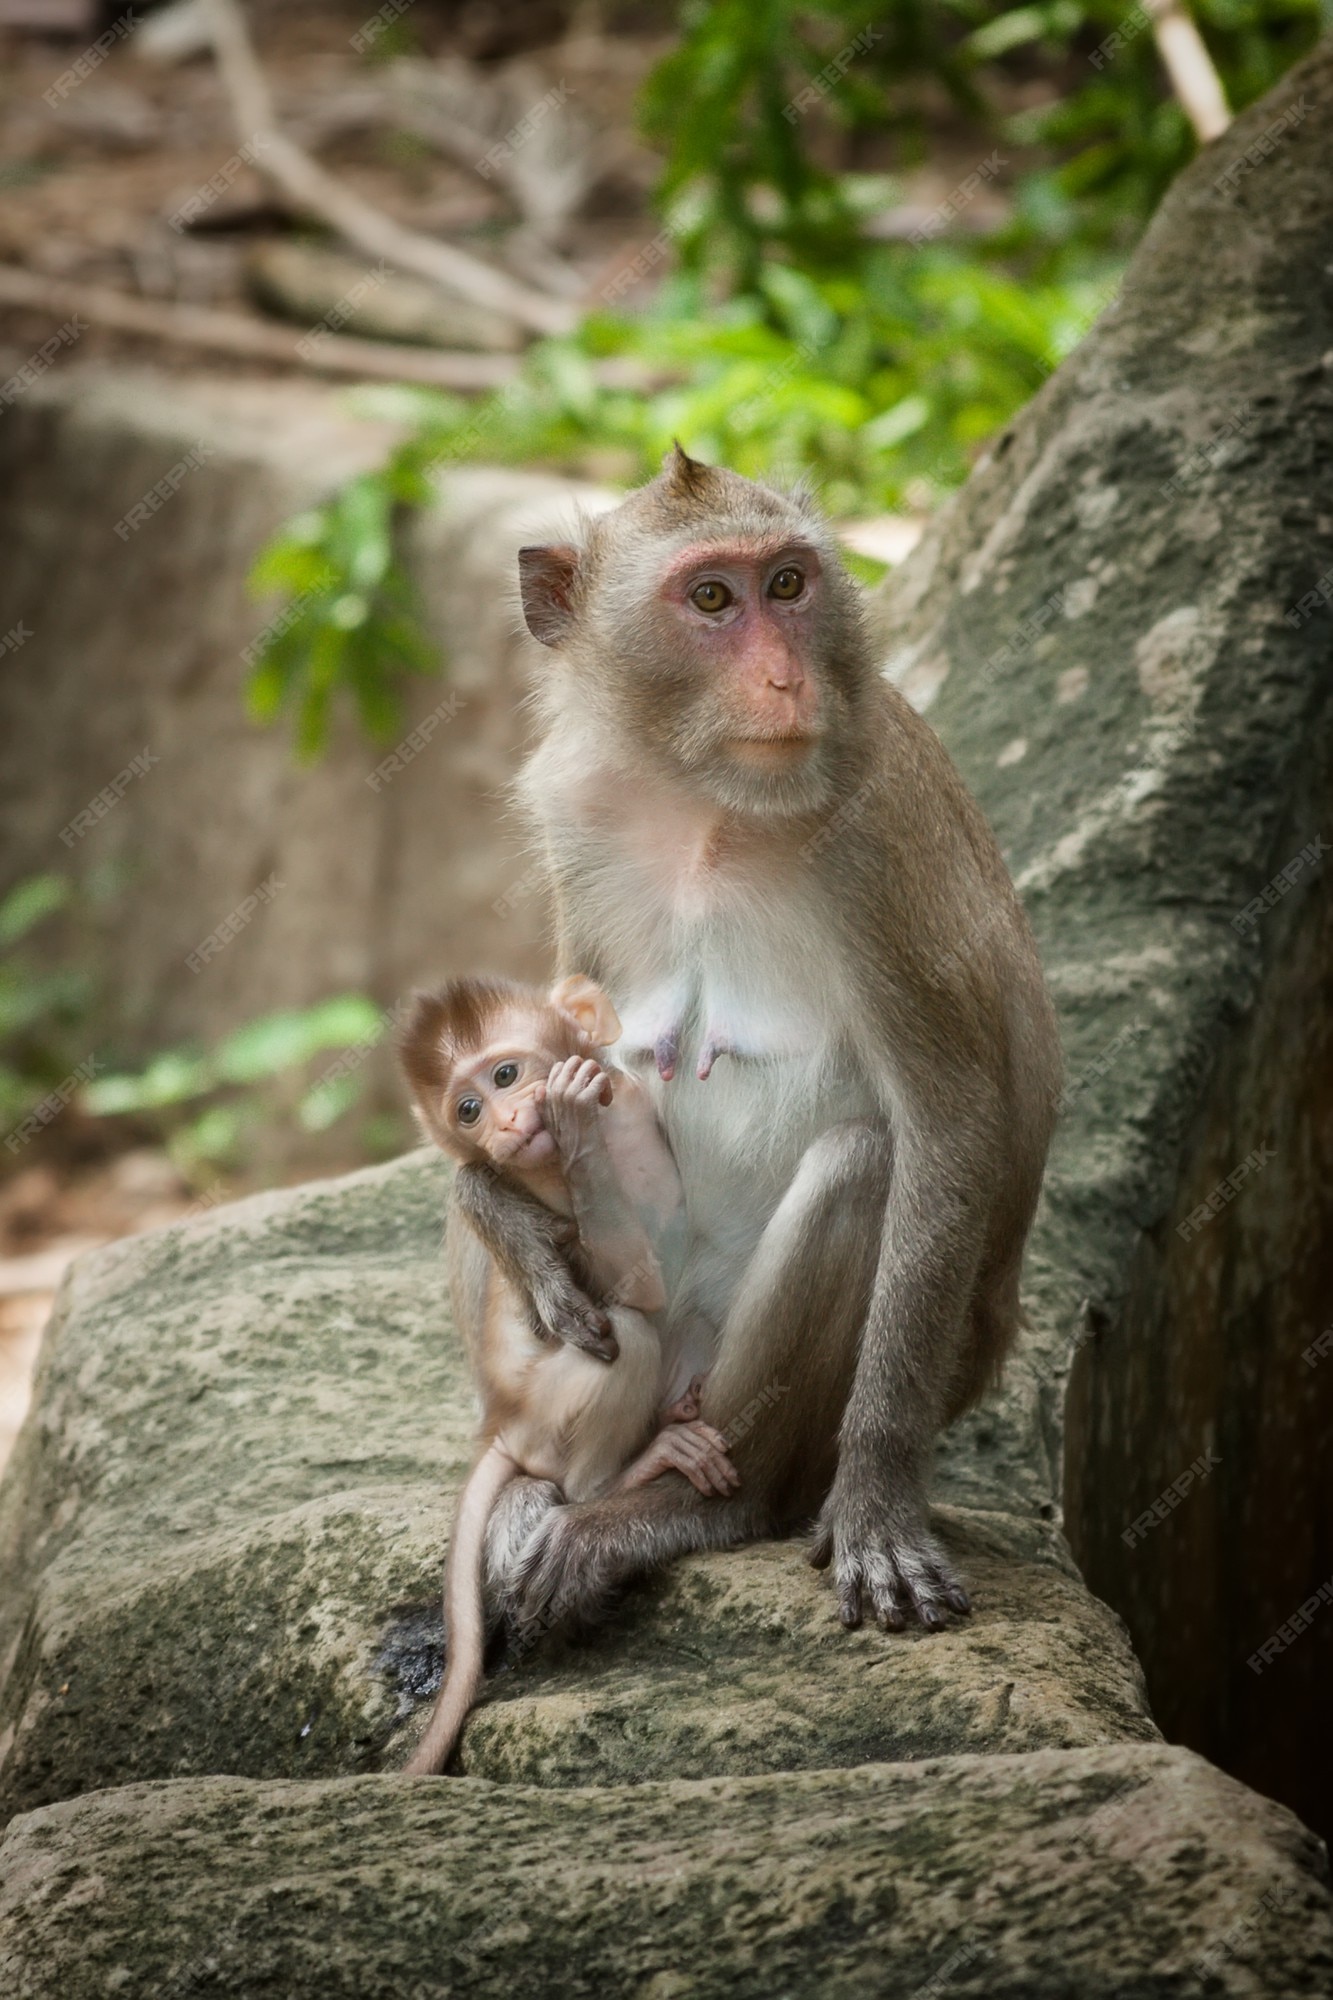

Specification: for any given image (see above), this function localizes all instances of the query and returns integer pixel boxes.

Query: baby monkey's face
[448,1019,561,1168]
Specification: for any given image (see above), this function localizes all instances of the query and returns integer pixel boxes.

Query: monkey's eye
[769,566,805,601]
[690,579,733,614]
[492,1061,519,1088]
[457,1097,482,1127]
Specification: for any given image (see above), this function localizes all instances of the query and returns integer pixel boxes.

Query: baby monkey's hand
[541,1055,612,1170]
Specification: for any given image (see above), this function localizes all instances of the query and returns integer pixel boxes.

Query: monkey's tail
[402,1439,517,1776]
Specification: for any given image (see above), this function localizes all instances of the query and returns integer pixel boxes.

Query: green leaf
[861,394,932,450]
[214,997,382,1085]
[298,1071,366,1132]
[173,1103,245,1169]
[86,1050,212,1114]
[0,874,70,946]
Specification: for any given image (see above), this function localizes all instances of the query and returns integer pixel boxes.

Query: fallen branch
[201,0,576,340]
[0,264,522,389]
[1146,0,1231,143]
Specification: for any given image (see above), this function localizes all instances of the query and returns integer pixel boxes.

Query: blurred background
[0,0,1322,1464]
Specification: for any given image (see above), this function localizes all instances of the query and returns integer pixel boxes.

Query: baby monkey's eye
[457,1097,482,1127]
[769,566,804,601]
[690,579,733,614]
[492,1061,519,1088]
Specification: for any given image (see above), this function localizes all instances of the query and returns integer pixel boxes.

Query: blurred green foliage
[0,874,92,1134]
[0,875,401,1180]
[248,0,1322,749]
[85,992,393,1176]
[246,458,436,762]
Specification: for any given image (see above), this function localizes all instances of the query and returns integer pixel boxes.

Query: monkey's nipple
[696,1032,734,1081]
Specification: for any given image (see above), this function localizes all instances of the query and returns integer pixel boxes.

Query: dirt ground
[0,2,670,366]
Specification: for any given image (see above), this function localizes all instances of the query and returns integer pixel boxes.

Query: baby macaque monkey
[397,971,735,1774]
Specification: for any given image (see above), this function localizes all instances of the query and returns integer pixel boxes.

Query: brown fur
[397,972,737,1768]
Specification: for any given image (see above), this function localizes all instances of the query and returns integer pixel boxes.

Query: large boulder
[0,369,609,1064]
[1,1748,1327,1999]
[4,39,1333,1998]
[876,37,1333,1849]
[0,1149,1156,1825]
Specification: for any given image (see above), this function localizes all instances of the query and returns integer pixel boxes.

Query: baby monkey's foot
[617,1417,739,1497]
[660,1373,707,1426]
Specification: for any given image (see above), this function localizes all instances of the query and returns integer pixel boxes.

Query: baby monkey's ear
[550,974,622,1050]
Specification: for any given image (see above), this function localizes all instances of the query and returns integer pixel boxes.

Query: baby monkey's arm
[452,1163,618,1362]
[542,1057,667,1313]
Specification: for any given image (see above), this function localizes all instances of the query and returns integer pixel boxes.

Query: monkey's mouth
[500,1128,557,1166]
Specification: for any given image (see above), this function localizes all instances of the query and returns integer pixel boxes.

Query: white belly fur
[616,935,870,1342]
[494,1306,664,1502]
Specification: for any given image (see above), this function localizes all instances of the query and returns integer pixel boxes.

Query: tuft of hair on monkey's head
[395,974,621,1165]
[644,440,818,533]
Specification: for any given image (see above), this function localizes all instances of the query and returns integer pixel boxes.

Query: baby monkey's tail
[402,1439,516,1775]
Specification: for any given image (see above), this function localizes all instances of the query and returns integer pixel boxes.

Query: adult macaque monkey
[477,444,1062,1638]
[399,972,734,1774]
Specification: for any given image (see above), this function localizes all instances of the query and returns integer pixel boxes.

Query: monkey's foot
[505,1506,612,1644]
[617,1419,738,1497]
[659,1373,706,1425]
[808,1504,971,1632]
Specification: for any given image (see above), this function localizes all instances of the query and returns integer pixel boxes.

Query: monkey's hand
[541,1055,611,1171]
[808,1474,971,1632]
[452,1161,617,1362]
[616,1419,739,1498]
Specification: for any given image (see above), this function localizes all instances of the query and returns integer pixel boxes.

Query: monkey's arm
[563,1152,665,1311]
[451,1164,617,1363]
[807,1119,983,1630]
[542,1057,665,1312]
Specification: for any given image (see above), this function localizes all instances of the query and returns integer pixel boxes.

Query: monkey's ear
[518,544,581,647]
[550,974,622,1049]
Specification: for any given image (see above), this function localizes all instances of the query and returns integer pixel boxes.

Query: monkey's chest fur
[538,773,872,1333]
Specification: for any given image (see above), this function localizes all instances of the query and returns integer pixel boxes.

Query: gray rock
[0,373,610,1077]
[0,1748,1329,1998]
[0,1151,1156,1824]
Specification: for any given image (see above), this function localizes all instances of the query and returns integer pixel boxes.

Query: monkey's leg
[483,1475,562,1613]
[452,1162,617,1360]
[503,1121,892,1637]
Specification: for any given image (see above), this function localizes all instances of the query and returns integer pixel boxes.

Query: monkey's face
[444,1028,561,1169]
[520,452,873,822]
[646,534,830,807]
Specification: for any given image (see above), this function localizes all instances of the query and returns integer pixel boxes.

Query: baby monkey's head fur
[398,973,621,1173]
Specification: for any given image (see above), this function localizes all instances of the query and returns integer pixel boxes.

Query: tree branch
[1145,0,1231,143]
[0,264,522,389]
[201,0,577,340]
